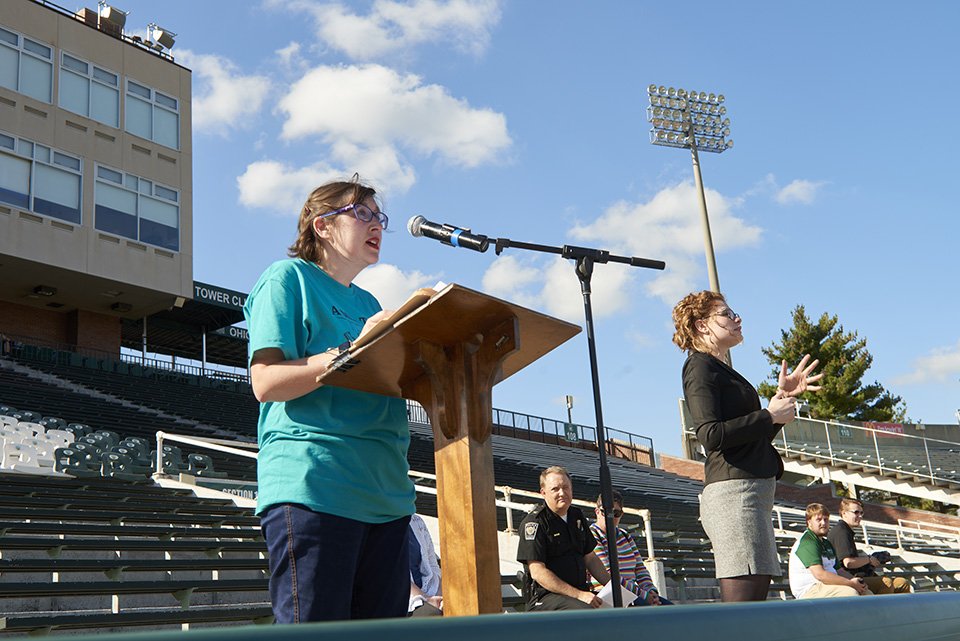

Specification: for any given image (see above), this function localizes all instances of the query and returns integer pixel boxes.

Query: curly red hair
[672,290,727,353]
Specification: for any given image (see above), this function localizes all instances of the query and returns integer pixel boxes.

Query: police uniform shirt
[516,504,597,605]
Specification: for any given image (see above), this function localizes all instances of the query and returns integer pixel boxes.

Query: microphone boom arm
[493,238,665,271]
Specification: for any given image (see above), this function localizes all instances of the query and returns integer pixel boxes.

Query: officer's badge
[524,522,539,540]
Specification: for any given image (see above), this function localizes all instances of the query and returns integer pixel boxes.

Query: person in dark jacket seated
[517,466,610,610]
[827,498,912,595]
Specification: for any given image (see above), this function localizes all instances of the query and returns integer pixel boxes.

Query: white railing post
[503,487,515,533]
[824,422,834,464]
[641,509,655,560]
[155,431,165,478]
[872,428,883,474]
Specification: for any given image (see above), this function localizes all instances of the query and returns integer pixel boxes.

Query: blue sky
[118,0,960,455]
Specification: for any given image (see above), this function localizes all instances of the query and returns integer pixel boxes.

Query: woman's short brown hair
[672,290,726,353]
[287,175,379,264]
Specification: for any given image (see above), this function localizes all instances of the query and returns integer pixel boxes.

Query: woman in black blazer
[673,291,820,602]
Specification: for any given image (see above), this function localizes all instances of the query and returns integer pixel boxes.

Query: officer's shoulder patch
[524,521,539,541]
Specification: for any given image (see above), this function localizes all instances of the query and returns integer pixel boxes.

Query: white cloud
[237,160,343,214]
[275,41,306,71]
[277,0,501,61]
[278,64,510,168]
[892,340,960,385]
[176,50,270,135]
[775,179,825,205]
[354,263,440,309]
[237,149,415,215]
[480,255,631,323]
[237,63,510,210]
[480,181,762,318]
[570,181,762,304]
[481,254,543,309]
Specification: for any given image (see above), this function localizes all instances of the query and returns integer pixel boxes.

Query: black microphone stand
[493,238,665,607]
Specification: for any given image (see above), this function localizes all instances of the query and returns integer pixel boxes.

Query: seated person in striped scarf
[590,491,673,606]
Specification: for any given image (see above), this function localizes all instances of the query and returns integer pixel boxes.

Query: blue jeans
[261,503,411,623]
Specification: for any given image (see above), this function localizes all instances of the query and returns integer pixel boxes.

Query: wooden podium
[317,284,580,616]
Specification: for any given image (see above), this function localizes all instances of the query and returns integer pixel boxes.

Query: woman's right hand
[767,391,797,425]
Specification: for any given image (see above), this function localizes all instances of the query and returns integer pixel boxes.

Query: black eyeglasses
[709,308,739,321]
[318,203,389,230]
[599,507,623,518]
[847,510,864,516]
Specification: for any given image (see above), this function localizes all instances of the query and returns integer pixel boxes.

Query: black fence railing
[3,335,658,466]
[408,403,655,466]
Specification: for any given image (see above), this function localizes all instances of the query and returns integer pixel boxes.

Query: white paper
[596,581,637,608]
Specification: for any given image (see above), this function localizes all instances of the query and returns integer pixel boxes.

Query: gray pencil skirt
[700,477,782,579]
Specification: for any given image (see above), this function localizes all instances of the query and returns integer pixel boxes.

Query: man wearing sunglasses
[589,491,672,606]
[827,498,912,594]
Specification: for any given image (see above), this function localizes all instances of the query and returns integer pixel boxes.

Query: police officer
[517,466,610,610]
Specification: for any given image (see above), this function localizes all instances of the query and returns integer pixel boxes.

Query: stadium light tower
[647,85,732,294]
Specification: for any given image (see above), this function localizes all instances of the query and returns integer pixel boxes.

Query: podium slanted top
[316,283,581,398]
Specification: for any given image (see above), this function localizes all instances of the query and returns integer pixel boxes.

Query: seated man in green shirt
[788,503,871,599]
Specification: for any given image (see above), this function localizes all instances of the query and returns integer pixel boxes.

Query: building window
[95,164,179,251]
[124,80,179,149]
[59,52,120,127]
[0,130,81,223]
[0,26,53,103]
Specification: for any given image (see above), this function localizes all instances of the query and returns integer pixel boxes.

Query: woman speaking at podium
[243,176,415,623]
[672,291,820,602]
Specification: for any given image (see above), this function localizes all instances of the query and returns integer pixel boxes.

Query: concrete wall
[0,0,193,352]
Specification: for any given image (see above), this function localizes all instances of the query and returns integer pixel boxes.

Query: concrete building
[0,0,192,355]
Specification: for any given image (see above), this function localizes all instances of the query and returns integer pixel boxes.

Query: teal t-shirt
[243,258,415,522]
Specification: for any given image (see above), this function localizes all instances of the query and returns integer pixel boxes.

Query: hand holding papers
[352,281,448,351]
[317,282,448,381]
[596,581,636,608]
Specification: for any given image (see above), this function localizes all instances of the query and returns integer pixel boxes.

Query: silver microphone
[407,215,490,253]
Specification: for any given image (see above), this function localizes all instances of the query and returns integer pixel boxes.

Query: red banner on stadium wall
[864,422,904,438]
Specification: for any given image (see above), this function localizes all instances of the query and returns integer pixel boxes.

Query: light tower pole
[647,85,732,296]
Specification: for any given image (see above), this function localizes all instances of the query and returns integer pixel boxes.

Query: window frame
[58,50,120,128]
[0,129,82,224]
[94,163,180,251]
[124,79,180,150]
[0,25,54,103]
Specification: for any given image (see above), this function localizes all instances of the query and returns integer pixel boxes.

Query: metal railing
[776,416,960,487]
[150,433,658,559]
[897,519,960,548]
[6,336,660,464]
[771,502,960,553]
[679,398,960,489]
[409,403,656,466]
[154,431,258,476]
[36,0,176,61]
[497,485,656,560]
[3,333,248,384]
[491,407,655,464]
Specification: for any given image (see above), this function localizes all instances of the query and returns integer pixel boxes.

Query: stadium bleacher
[2,349,960,634]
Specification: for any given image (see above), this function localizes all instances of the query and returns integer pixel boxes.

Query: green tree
[757,306,906,421]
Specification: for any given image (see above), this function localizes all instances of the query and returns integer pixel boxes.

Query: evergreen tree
[757,306,905,421]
